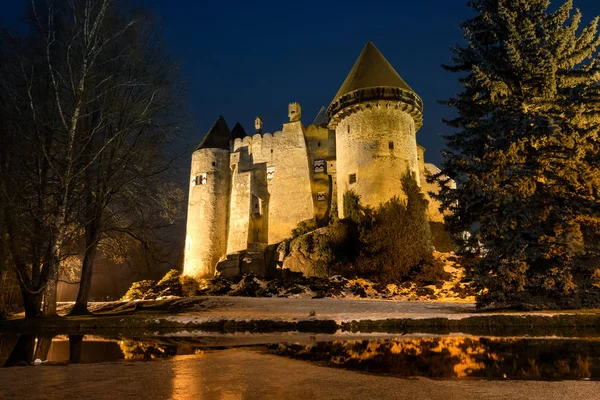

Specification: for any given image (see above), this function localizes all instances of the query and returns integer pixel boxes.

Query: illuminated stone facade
[183,42,448,279]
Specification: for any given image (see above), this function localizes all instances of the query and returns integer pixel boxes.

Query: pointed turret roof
[327,42,423,130]
[312,106,329,127]
[197,116,231,150]
[231,122,247,140]
[332,42,415,102]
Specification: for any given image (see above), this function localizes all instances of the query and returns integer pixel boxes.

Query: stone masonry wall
[183,148,230,279]
[229,121,314,246]
[226,169,252,253]
[304,124,336,222]
[335,107,419,217]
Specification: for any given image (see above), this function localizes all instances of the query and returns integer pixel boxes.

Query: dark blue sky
[4,0,600,165]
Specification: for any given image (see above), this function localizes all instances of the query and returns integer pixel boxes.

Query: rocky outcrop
[281,228,329,278]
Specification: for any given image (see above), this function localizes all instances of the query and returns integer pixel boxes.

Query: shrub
[343,190,362,223]
[122,270,183,300]
[181,276,200,297]
[122,280,156,301]
[155,269,182,297]
[352,174,447,285]
[279,175,447,286]
[291,219,318,238]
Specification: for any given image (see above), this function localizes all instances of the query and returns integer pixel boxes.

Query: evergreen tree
[436,0,600,309]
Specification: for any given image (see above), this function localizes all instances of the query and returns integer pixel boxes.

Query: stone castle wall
[335,106,419,217]
[183,148,231,279]
[226,169,252,254]
[304,124,336,222]
[184,119,449,278]
[229,121,315,246]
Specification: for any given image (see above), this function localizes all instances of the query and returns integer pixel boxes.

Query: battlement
[232,131,282,153]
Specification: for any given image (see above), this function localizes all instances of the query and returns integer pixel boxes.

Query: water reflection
[2,333,600,380]
[270,337,600,380]
[0,334,204,366]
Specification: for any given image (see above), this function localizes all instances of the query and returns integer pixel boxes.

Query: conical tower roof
[312,106,329,127]
[231,122,247,140]
[197,116,231,150]
[332,42,415,102]
[328,42,423,130]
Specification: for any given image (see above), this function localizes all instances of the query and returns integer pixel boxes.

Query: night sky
[3,0,600,165]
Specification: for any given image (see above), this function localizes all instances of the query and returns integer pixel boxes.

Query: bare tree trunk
[42,247,60,317]
[71,141,102,315]
[69,335,84,364]
[22,290,42,319]
[34,335,53,361]
[43,225,65,317]
[0,270,7,319]
[3,335,35,367]
[71,224,100,315]
[5,206,44,318]
[0,334,19,366]
[0,205,6,319]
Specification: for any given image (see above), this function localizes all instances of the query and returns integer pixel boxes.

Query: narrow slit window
[194,173,207,186]
[347,125,351,133]
[349,173,357,184]
[212,161,216,166]
[388,141,394,150]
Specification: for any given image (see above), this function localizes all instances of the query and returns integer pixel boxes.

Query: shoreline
[3,296,600,337]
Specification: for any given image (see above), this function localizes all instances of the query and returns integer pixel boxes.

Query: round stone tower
[183,116,232,279]
[328,42,424,218]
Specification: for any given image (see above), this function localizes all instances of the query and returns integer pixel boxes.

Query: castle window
[271,149,273,153]
[349,173,357,184]
[194,173,207,186]
[317,141,321,147]
[347,125,351,133]
[388,141,394,150]
[212,161,216,166]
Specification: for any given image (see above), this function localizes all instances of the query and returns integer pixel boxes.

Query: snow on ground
[158,296,598,325]
[163,296,476,325]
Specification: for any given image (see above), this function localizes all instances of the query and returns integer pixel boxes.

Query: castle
[183,42,447,280]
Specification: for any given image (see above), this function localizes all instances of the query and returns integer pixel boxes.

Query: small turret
[288,102,301,122]
[231,122,247,140]
[196,115,231,150]
[183,116,232,279]
[254,116,263,135]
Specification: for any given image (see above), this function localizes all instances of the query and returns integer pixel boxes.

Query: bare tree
[67,7,183,314]
[0,0,184,317]
[0,25,57,318]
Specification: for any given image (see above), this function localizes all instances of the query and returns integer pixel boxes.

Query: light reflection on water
[270,337,600,380]
[2,333,600,380]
